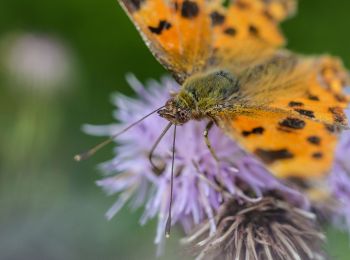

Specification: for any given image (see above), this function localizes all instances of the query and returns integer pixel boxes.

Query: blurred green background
[0,0,349,259]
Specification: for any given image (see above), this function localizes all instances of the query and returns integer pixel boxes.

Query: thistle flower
[181,196,325,260]
[84,75,348,258]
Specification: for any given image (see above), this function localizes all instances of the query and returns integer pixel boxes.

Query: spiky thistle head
[182,195,326,260]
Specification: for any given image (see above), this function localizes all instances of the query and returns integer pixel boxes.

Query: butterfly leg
[204,121,220,163]
[204,121,226,183]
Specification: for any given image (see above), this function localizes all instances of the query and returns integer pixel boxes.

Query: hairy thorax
[158,70,240,125]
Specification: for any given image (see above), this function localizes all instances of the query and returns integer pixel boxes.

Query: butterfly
[117,0,349,184]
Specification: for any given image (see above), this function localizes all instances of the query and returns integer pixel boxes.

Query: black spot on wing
[224,27,237,36]
[242,127,265,137]
[255,148,294,164]
[181,0,199,19]
[148,20,172,35]
[307,136,321,145]
[288,101,304,107]
[248,25,259,36]
[307,92,320,101]
[294,109,315,118]
[279,117,306,129]
[210,11,225,26]
[312,152,323,159]
[123,0,146,12]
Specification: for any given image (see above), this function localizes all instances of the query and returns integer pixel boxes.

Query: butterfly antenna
[74,106,165,161]
[165,124,176,238]
[149,122,172,170]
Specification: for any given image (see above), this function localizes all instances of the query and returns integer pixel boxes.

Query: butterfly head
[158,97,192,125]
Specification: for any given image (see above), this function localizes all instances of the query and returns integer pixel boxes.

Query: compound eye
[179,111,187,119]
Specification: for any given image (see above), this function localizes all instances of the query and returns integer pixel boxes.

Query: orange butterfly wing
[118,0,297,82]
[118,0,212,82]
[215,56,349,179]
[209,0,296,72]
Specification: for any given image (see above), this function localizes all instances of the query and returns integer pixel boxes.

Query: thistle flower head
[182,196,326,260]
